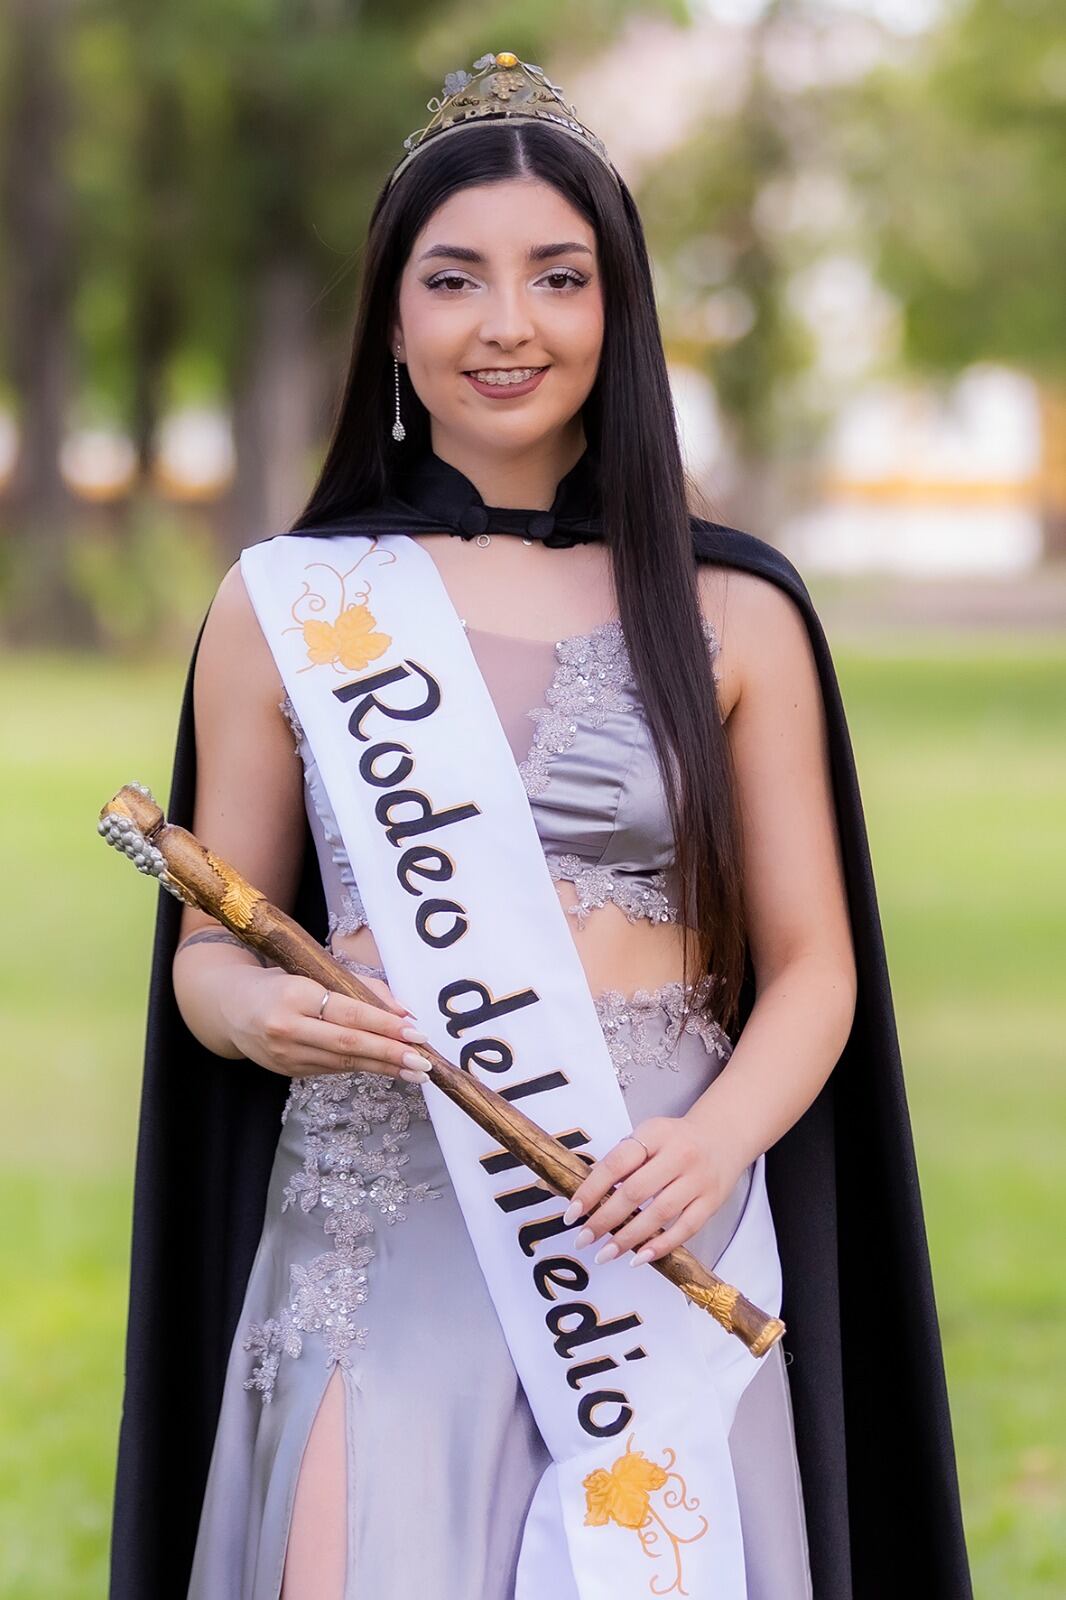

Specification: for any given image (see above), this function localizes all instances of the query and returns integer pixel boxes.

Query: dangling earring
[391,350,406,442]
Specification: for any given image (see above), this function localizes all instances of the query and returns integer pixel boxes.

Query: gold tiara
[387,51,619,190]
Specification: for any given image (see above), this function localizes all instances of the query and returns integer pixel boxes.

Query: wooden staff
[100,781,785,1358]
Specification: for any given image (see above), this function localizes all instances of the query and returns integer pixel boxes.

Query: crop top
[278,615,723,943]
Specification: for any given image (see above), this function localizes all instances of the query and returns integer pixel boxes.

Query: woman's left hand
[561,1114,746,1266]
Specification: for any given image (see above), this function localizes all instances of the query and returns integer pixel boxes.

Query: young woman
[108,53,972,1600]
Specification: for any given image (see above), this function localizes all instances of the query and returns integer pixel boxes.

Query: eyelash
[424,268,589,294]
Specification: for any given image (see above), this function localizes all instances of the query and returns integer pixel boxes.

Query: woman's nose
[476,287,537,350]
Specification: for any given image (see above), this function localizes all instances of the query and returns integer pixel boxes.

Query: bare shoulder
[180,553,306,932]
[696,561,816,719]
[196,555,287,711]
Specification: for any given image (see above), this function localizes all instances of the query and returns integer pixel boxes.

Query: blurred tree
[1,0,99,644]
[838,0,1066,551]
[2,0,677,645]
[158,0,672,558]
[637,0,818,534]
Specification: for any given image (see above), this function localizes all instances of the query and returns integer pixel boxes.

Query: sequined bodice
[279,615,722,942]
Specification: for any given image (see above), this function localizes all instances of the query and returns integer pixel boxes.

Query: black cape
[109,447,973,1598]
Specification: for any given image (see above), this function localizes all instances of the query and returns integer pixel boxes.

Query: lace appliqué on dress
[242,1064,437,1404]
[592,976,733,1091]
[328,882,369,939]
[278,691,305,748]
[517,621,633,799]
[517,619,722,799]
[546,851,678,928]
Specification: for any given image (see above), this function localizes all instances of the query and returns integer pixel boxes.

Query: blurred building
[782,366,1043,575]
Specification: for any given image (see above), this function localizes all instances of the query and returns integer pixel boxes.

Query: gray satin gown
[186,618,814,1599]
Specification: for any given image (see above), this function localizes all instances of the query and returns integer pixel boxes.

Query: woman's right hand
[219,966,433,1084]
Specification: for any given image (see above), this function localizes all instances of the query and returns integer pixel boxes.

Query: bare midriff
[331,893,698,1001]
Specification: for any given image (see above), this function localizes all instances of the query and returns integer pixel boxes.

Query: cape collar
[390,444,605,548]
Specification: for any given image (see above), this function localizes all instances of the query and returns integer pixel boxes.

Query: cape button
[458,505,489,536]
[527,512,556,539]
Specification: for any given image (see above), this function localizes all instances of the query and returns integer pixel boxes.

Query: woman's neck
[428,425,587,511]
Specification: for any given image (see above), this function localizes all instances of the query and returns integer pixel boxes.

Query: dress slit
[279,1365,349,1600]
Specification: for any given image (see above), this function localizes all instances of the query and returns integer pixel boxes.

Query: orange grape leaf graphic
[584,1449,668,1530]
[301,600,391,671]
[582,1436,708,1596]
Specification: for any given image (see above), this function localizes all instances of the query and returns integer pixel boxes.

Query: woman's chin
[444,406,575,453]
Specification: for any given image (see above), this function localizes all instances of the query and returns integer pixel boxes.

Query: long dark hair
[290,119,747,1035]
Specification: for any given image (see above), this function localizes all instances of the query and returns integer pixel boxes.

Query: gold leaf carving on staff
[204,850,265,929]
[680,1280,739,1332]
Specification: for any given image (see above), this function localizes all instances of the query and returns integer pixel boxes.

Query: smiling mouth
[463,366,549,386]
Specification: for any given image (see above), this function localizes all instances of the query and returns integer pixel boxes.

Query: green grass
[0,653,184,1598]
[836,633,1066,1594]
[1,634,1063,1597]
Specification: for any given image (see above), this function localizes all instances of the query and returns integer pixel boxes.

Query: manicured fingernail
[631,1248,654,1266]
[399,1067,429,1084]
[563,1200,582,1225]
[594,1241,619,1265]
[401,1027,428,1043]
[574,1227,595,1248]
[402,1050,428,1071]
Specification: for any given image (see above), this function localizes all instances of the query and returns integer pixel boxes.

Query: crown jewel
[388,51,618,189]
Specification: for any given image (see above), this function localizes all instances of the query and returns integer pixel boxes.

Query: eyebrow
[417,241,593,265]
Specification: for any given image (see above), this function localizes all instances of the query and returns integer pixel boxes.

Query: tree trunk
[0,0,95,645]
[220,257,325,564]
[716,443,808,550]
[130,78,183,480]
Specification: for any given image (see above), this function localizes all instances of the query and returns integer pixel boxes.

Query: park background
[0,0,1063,1594]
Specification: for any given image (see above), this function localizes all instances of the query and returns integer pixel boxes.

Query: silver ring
[317,989,331,1019]
[626,1134,651,1162]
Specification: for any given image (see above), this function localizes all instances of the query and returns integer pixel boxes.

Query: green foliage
[638,14,819,460]
[839,0,1066,376]
[66,503,221,653]
[51,0,675,425]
